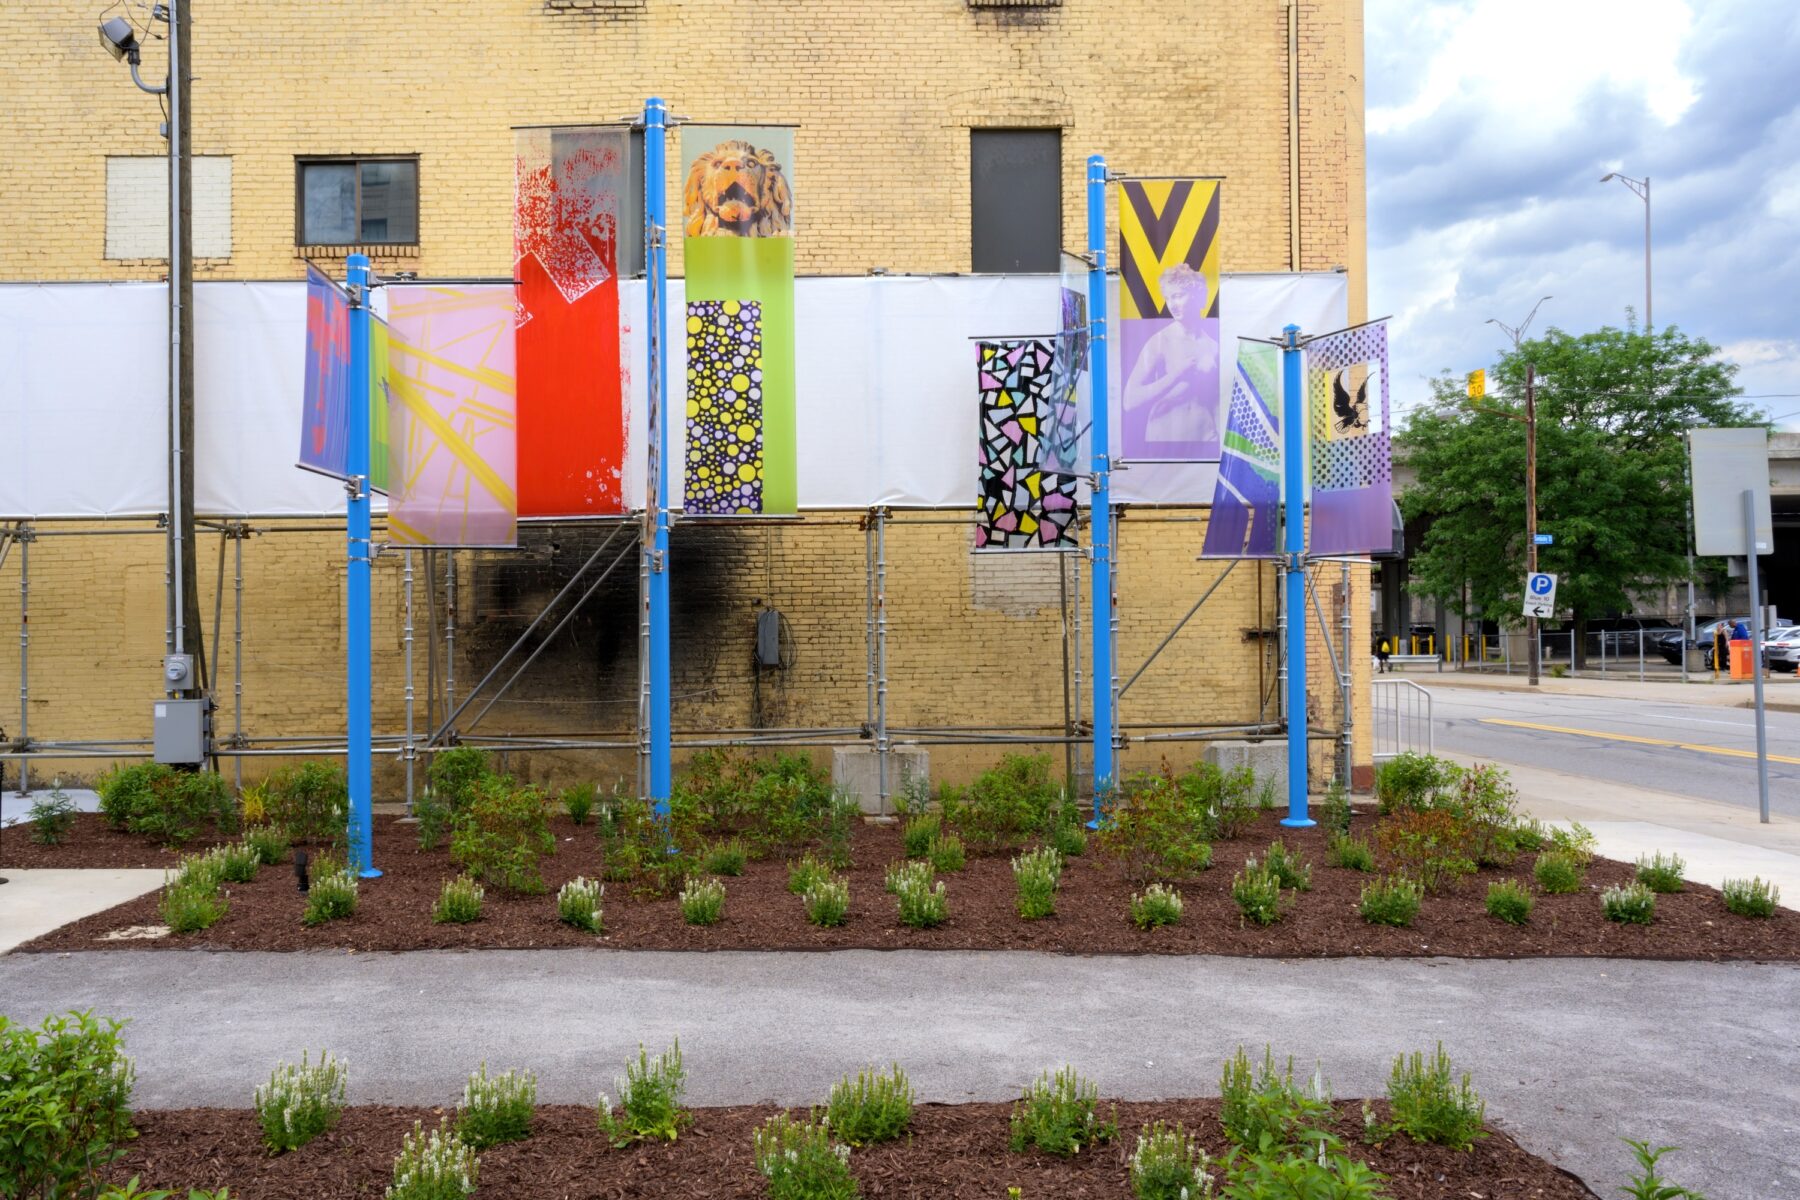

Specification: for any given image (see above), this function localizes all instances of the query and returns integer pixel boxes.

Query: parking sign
[1523,572,1557,619]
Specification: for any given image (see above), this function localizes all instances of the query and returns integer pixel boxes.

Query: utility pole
[1525,363,1539,688]
[174,0,204,699]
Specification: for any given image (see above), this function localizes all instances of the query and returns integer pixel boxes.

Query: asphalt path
[1428,688,1800,819]
[3,949,1796,1199]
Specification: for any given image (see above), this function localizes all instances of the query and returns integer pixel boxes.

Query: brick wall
[0,0,1372,793]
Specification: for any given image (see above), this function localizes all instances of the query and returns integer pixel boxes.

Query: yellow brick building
[0,0,1371,794]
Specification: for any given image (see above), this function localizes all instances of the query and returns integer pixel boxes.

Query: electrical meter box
[153,699,208,765]
[756,608,783,668]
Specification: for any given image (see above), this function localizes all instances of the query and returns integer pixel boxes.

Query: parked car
[1769,640,1800,674]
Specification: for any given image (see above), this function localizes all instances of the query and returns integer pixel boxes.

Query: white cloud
[1368,0,1698,136]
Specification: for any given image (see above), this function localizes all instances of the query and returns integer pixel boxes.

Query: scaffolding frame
[0,505,1363,799]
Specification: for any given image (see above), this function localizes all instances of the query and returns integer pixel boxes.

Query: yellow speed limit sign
[1467,369,1485,398]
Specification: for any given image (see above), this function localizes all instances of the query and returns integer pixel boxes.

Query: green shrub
[1012,846,1063,919]
[1318,781,1353,835]
[1231,859,1289,926]
[926,833,967,873]
[1220,1136,1387,1197]
[303,869,358,926]
[388,1118,478,1200]
[450,777,555,894]
[1327,832,1375,872]
[1547,821,1598,866]
[1620,1137,1709,1200]
[174,847,230,893]
[1722,876,1779,917]
[677,749,845,858]
[98,1180,231,1200]
[941,753,1062,852]
[680,877,726,926]
[597,1041,687,1146]
[28,784,78,845]
[96,764,236,847]
[1262,840,1312,891]
[894,771,932,817]
[1450,763,1522,867]
[434,875,484,924]
[826,1063,913,1146]
[558,876,603,933]
[1130,883,1184,929]
[702,838,747,876]
[254,1050,346,1152]
[885,859,932,894]
[1485,879,1534,925]
[1098,767,1226,883]
[1374,751,1460,814]
[161,874,227,934]
[560,782,596,825]
[1359,875,1423,927]
[428,746,494,810]
[1046,818,1088,858]
[901,813,939,859]
[0,1010,136,1200]
[263,761,348,845]
[1511,817,1549,851]
[1534,851,1583,894]
[1636,852,1686,894]
[1603,882,1656,925]
[457,1062,535,1149]
[1376,809,1476,893]
[895,873,948,928]
[219,842,261,884]
[804,875,851,927]
[1009,1065,1113,1157]
[753,1111,858,1200]
[788,851,833,895]
[244,824,290,865]
[1218,1047,1331,1150]
[1129,1121,1215,1200]
[1386,1043,1486,1149]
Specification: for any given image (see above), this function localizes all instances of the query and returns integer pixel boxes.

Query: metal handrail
[1371,678,1433,760]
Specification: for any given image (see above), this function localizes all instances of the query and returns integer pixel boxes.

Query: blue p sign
[1529,574,1553,596]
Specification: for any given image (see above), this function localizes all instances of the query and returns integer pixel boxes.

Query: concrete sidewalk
[0,870,166,953]
[1398,667,1800,712]
[1442,753,1800,907]
[2,949,1795,1199]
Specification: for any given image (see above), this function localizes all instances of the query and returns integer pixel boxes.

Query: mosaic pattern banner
[680,125,796,514]
[1119,180,1223,462]
[1307,320,1391,556]
[385,285,518,547]
[298,264,390,493]
[514,125,628,517]
[1201,340,1282,558]
[685,300,765,514]
[976,338,1079,551]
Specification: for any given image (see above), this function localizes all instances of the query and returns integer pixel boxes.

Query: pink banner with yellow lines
[384,284,518,547]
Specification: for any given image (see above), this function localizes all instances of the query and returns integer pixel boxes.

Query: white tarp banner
[1,273,1344,517]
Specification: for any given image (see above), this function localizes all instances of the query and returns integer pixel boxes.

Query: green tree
[1398,323,1760,667]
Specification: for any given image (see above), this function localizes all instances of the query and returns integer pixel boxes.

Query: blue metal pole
[1279,323,1313,828]
[645,98,673,819]
[1086,154,1114,826]
[346,253,381,875]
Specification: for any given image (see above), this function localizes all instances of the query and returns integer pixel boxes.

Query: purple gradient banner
[1306,321,1391,556]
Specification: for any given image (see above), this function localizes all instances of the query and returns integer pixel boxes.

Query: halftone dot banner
[684,299,765,514]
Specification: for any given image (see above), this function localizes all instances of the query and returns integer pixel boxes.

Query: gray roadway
[1429,687,1800,818]
[3,949,1796,1199]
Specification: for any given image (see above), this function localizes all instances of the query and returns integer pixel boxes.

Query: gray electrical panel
[756,609,783,668]
[153,699,208,765]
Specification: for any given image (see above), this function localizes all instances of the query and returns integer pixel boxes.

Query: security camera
[99,16,138,62]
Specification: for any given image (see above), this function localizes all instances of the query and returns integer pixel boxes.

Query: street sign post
[1523,572,1557,620]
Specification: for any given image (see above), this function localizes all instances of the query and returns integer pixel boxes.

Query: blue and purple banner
[298,263,350,479]
[1201,339,1281,558]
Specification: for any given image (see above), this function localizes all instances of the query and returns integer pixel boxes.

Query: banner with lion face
[679,125,797,515]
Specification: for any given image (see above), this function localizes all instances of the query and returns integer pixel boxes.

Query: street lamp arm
[127,57,168,96]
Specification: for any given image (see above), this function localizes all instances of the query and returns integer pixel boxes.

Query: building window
[970,129,1061,273]
[106,156,233,259]
[296,157,419,246]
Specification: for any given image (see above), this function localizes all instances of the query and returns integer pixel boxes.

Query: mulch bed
[108,1100,1597,1199]
[11,811,1797,959]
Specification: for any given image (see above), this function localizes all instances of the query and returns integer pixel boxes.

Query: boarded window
[970,129,1060,273]
[105,156,233,259]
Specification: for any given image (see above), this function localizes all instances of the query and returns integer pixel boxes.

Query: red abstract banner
[514,126,629,516]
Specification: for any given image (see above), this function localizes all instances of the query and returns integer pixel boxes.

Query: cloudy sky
[1367,0,1800,425]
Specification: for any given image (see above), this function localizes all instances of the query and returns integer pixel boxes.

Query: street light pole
[1600,172,1652,331]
